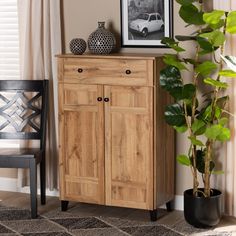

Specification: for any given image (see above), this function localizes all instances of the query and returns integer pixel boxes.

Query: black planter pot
[184,188,222,228]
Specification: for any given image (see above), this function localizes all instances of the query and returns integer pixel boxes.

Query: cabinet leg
[61,201,69,211]
[166,200,174,212]
[149,209,157,221]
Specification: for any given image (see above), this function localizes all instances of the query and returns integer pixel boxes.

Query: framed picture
[120,0,173,47]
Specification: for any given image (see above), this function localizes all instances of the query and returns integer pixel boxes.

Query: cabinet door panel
[105,86,153,210]
[59,84,104,204]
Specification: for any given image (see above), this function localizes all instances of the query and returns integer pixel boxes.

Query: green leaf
[204,78,228,89]
[183,58,196,65]
[205,124,230,141]
[177,154,191,166]
[164,103,186,126]
[217,127,230,141]
[196,37,215,54]
[175,35,196,41]
[192,119,206,135]
[215,106,222,119]
[226,11,236,34]
[169,83,196,101]
[196,61,217,76]
[203,10,224,25]
[161,37,185,52]
[200,30,226,47]
[216,96,229,109]
[163,54,187,71]
[219,69,236,77]
[179,4,205,25]
[209,20,225,30]
[174,125,188,133]
[188,136,204,146]
[186,102,194,116]
[176,0,196,5]
[169,87,184,101]
[194,150,205,173]
[191,150,215,173]
[160,66,182,92]
[219,117,228,126]
[182,84,196,99]
[205,125,221,140]
[199,105,212,122]
[161,37,176,45]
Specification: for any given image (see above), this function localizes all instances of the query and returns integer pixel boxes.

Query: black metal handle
[97,97,103,102]
[104,97,110,102]
[125,69,131,75]
[78,68,83,73]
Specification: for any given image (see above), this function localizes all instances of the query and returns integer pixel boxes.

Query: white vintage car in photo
[129,13,164,37]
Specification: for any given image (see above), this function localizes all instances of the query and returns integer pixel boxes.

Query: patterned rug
[0,205,233,236]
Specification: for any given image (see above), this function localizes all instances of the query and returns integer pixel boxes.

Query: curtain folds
[213,0,236,217]
[17,0,62,190]
[224,34,236,217]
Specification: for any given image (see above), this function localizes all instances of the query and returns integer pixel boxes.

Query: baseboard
[0,177,184,210]
[0,177,18,192]
[20,186,59,197]
[159,195,183,211]
[0,177,59,197]
[174,195,184,211]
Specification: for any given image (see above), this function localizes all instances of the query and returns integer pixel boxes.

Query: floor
[0,191,236,235]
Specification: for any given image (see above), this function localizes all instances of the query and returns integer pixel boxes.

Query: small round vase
[87,22,116,54]
[69,38,87,55]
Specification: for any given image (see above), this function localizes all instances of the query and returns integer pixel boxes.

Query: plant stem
[203,12,228,197]
[189,0,203,196]
[204,140,212,197]
[183,102,199,196]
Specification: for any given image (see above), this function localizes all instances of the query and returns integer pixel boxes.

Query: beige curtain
[17,0,62,190]
[213,0,236,217]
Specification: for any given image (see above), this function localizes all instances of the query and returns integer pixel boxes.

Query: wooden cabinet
[57,54,174,220]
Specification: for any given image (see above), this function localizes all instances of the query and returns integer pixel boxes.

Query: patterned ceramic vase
[69,38,87,55]
[87,22,116,54]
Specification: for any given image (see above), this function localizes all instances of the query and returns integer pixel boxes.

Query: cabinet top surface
[56,53,162,60]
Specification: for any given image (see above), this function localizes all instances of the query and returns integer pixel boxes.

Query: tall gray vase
[88,22,116,54]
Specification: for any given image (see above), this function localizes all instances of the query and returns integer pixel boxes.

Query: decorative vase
[184,188,222,228]
[69,38,87,55]
[87,22,116,54]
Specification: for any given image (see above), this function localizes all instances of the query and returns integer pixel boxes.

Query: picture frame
[120,0,173,48]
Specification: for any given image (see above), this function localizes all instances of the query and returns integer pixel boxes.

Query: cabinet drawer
[63,58,153,86]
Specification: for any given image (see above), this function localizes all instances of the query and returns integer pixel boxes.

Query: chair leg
[40,152,46,205]
[30,160,38,219]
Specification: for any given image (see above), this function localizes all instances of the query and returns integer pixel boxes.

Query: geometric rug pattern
[0,205,233,236]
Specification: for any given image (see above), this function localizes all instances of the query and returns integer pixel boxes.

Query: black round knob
[104,97,109,102]
[78,68,83,73]
[97,97,102,102]
[126,69,131,75]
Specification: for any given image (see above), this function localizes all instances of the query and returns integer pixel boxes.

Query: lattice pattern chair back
[0,80,48,149]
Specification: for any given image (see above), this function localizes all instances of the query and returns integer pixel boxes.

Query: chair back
[0,80,49,149]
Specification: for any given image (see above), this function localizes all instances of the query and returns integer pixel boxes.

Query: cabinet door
[104,86,153,210]
[59,83,104,204]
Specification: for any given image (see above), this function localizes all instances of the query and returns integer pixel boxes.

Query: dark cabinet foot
[149,209,157,221]
[61,200,69,211]
[166,200,174,212]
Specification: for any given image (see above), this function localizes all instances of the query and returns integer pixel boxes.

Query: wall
[62,0,197,195]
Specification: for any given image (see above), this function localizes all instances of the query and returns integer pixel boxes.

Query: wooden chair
[0,80,48,218]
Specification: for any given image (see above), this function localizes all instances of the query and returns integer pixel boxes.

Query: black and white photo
[120,0,172,47]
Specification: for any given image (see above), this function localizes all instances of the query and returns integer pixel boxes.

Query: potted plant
[160,0,236,228]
